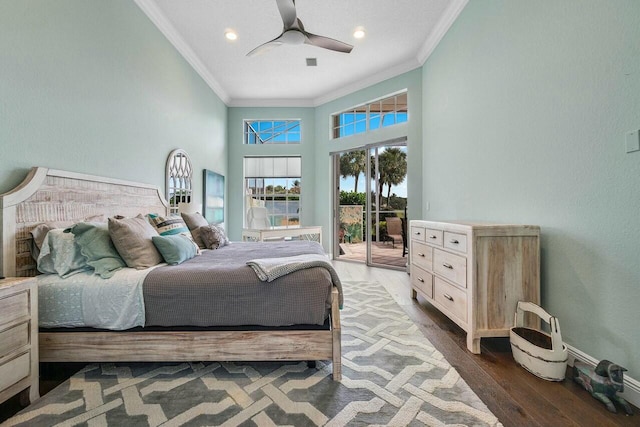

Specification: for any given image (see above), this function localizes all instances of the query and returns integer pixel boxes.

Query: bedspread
[143,241,339,327]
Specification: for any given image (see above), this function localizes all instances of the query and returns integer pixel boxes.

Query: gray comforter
[143,241,340,327]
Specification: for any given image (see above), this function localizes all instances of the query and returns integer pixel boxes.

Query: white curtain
[243,156,301,178]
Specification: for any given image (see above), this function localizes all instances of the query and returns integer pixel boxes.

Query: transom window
[244,120,301,144]
[332,92,408,139]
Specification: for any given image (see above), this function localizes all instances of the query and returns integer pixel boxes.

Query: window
[244,120,301,144]
[332,92,408,139]
[244,157,302,228]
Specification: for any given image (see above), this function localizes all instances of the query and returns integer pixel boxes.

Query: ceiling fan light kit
[247,0,354,57]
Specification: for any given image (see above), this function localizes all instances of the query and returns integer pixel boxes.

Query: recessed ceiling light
[353,27,365,39]
[225,30,238,41]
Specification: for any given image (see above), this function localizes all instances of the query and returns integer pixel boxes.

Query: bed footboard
[40,286,343,380]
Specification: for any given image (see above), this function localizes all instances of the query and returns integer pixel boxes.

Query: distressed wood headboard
[0,167,169,277]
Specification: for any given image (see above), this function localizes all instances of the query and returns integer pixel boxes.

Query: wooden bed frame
[0,167,341,380]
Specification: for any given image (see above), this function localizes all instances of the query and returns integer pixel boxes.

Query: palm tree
[340,150,366,192]
[379,148,407,207]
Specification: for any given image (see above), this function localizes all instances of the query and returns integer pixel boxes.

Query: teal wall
[226,107,316,241]
[422,0,640,376]
[314,69,423,254]
[0,0,227,210]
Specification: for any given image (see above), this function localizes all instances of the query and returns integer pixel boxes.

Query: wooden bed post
[331,286,342,381]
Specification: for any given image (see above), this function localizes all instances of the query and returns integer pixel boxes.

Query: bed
[0,167,341,380]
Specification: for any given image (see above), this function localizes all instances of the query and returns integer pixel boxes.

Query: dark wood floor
[1,261,637,426]
[406,295,638,427]
[333,261,639,427]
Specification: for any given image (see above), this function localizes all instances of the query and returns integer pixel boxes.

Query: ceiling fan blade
[304,32,353,54]
[276,0,297,29]
[247,38,283,57]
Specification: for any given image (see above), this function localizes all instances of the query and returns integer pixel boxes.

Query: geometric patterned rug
[2,280,502,426]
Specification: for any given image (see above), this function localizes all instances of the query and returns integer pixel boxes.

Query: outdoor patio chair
[385,217,404,254]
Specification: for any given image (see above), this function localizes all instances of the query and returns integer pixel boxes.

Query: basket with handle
[509,301,568,381]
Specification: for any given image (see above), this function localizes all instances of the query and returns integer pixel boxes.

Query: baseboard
[566,343,640,409]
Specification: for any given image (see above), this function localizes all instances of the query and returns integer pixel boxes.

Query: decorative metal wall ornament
[166,149,193,214]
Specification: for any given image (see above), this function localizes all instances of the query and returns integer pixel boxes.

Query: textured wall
[0,0,227,212]
[422,0,640,376]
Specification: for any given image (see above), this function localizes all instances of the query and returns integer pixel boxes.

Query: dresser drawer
[411,241,432,271]
[434,277,467,323]
[0,352,30,392]
[411,265,433,298]
[0,322,29,358]
[444,231,467,254]
[0,290,29,326]
[434,248,467,287]
[410,225,426,242]
[424,228,443,246]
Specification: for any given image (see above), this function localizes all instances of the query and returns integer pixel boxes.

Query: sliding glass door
[334,140,407,269]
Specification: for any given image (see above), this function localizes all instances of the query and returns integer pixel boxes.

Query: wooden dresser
[0,277,39,405]
[409,220,540,353]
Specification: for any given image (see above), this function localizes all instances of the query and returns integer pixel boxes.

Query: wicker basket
[509,301,568,381]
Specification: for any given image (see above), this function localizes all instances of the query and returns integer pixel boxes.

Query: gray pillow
[69,222,126,278]
[108,214,162,269]
[199,224,230,250]
[152,234,198,265]
[181,212,209,249]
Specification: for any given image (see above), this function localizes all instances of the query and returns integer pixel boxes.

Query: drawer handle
[417,277,424,283]
[449,239,459,244]
[429,235,437,239]
[414,231,422,235]
[443,293,454,301]
[417,252,425,257]
[442,263,453,269]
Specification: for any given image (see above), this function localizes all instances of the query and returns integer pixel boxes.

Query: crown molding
[136,0,466,108]
[312,58,422,107]
[228,57,421,108]
[416,0,468,65]
[134,0,230,104]
[228,98,316,108]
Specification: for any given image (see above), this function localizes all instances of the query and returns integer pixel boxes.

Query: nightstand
[0,277,39,405]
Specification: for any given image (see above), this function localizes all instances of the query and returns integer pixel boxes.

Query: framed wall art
[203,169,224,224]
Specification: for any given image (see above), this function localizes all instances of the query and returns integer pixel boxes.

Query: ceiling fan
[247,0,354,57]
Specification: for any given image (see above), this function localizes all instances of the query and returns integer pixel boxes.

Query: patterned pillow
[199,224,230,250]
[147,213,189,235]
[147,214,200,254]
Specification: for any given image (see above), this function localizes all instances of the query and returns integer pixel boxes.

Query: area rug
[3,280,502,426]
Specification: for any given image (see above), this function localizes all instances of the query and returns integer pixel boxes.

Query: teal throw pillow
[152,234,198,265]
[70,222,126,278]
